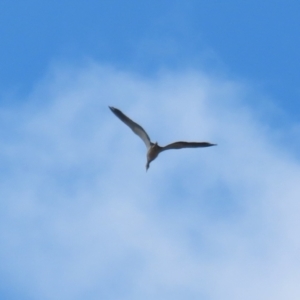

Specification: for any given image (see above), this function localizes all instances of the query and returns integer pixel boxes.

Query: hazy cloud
[1,62,300,300]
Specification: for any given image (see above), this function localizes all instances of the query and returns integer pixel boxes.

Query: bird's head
[146,161,150,171]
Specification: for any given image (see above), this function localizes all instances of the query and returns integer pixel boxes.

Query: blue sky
[1,1,300,299]
[1,0,299,110]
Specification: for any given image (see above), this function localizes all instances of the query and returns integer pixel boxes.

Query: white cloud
[0,62,300,300]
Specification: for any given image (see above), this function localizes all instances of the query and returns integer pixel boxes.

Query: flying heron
[109,106,216,171]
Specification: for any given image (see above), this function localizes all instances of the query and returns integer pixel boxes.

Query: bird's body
[109,106,216,170]
[146,143,161,170]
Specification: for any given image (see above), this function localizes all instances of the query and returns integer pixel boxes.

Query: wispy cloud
[1,62,300,300]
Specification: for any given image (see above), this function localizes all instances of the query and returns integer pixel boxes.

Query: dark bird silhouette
[109,106,216,170]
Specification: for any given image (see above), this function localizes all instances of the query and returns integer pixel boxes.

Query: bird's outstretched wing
[109,106,152,149]
[160,141,216,152]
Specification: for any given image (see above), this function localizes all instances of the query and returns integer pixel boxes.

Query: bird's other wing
[109,106,152,149]
[160,141,216,152]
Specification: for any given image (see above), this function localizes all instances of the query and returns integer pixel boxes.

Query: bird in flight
[109,106,216,171]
